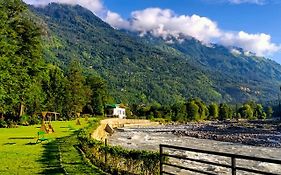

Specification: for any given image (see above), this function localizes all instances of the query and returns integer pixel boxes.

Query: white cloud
[120,8,221,43]
[231,48,242,55]
[105,11,130,29]
[225,0,281,5]
[227,0,265,4]
[220,31,280,56]
[24,0,105,15]
[24,0,281,57]
[107,7,280,56]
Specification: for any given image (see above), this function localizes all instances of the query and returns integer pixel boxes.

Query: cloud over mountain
[123,8,221,43]
[221,31,280,56]
[105,11,130,29]
[24,0,281,57]
[24,0,105,15]
[106,7,280,56]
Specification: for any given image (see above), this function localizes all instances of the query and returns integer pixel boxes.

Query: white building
[106,104,126,119]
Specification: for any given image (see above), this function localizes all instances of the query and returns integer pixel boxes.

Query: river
[108,125,281,174]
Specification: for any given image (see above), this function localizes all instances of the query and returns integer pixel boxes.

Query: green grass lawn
[0,119,106,175]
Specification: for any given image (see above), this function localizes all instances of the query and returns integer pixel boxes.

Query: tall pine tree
[0,0,46,117]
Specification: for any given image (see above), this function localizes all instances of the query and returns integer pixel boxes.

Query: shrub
[19,114,30,126]
[77,119,161,175]
[7,119,17,128]
[0,119,7,128]
[29,115,40,125]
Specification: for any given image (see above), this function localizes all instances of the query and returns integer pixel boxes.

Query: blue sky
[105,0,281,43]
[103,0,281,61]
[25,0,281,63]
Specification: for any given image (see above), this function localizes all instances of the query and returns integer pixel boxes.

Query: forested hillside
[28,3,281,105]
[169,38,281,103]
[30,3,221,105]
[139,35,281,103]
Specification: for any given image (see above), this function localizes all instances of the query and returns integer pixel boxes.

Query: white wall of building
[112,107,126,119]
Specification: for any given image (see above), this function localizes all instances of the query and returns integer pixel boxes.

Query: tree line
[129,99,273,122]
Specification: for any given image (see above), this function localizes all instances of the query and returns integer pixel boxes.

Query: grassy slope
[0,119,105,175]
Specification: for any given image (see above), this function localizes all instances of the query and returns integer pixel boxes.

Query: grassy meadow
[0,119,105,175]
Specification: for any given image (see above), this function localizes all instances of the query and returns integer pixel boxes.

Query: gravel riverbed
[108,121,281,174]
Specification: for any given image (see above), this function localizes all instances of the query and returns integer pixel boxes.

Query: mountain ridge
[29,3,281,104]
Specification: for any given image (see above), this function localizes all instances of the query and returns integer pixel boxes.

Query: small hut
[105,104,126,119]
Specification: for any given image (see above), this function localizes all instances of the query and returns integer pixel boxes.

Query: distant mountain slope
[168,38,281,102]
[128,32,281,103]
[30,3,281,104]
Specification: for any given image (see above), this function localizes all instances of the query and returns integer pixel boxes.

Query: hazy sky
[24,0,281,63]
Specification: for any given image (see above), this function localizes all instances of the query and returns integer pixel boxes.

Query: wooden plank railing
[160,144,281,175]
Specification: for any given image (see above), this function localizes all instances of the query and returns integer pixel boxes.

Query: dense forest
[0,0,109,127]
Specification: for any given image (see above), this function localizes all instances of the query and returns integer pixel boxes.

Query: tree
[64,60,90,118]
[42,65,66,114]
[254,104,264,119]
[86,75,109,115]
[162,105,173,120]
[266,106,273,119]
[219,103,232,120]
[0,0,46,117]
[261,112,267,120]
[239,104,254,119]
[186,101,200,121]
[171,103,187,122]
[193,99,208,120]
[209,103,219,120]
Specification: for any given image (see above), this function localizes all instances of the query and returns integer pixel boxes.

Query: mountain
[138,35,281,103]
[171,39,281,102]
[29,3,281,105]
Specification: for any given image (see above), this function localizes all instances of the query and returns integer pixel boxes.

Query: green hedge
[77,119,160,175]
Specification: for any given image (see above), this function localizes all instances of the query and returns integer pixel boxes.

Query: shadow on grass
[9,137,35,140]
[25,142,37,146]
[3,142,16,145]
[38,140,64,175]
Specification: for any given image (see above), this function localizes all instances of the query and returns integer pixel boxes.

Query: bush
[78,137,160,175]
[7,119,17,128]
[29,115,40,125]
[19,114,30,126]
[0,119,7,128]
[77,118,161,175]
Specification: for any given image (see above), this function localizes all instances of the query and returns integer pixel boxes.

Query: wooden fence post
[231,156,236,175]
[105,138,107,164]
[160,144,163,175]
